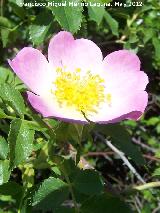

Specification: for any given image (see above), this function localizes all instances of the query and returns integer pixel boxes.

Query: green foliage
[0,67,14,84]
[73,169,104,195]
[29,10,53,45]
[0,181,23,196]
[50,0,83,33]
[0,137,8,160]
[0,0,160,212]
[0,83,26,118]
[152,37,160,61]
[0,108,7,118]
[8,119,35,168]
[0,17,12,47]
[105,11,119,36]
[81,193,132,213]
[0,160,10,185]
[87,1,105,25]
[152,168,160,177]
[32,177,69,211]
[95,124,145,165]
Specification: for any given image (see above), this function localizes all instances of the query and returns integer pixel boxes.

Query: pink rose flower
[8,31,148,124]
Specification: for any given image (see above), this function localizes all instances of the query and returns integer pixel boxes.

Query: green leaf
[0,17,11,47]
[73,169,104,195]
[152,37,160,60]
[0,181,24,207]
[143,28,154,44]
[0,67,14,84]
[0,160,10,185]
[8,119,35,168]
[81,193,132,213]
[1,29,10,47]
[68,123,84,144]
[23,120,47,132]
[29,10,53,46]
[9,0,25,19]
[0,83,26,118]
[52,156,79,178]
[0,16,11,28]
[0,137,8,160]
[9,0,24,7]
[54,122,70,142]
[55,122,92,146]
[94,124,145,165]
[152,168,160,177]
[50,0,83,33]
[0,108,7,119]
[0,181,23,196]
[146,117,160,126]
[87,0,105,25]
[104,11,119,36]
[32,177,69,211]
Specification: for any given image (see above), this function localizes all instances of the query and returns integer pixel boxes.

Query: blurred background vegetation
[0,0,160,212]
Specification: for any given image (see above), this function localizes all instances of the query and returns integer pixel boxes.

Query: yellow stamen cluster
[52,67,111,115]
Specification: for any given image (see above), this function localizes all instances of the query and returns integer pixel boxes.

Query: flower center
[52,67,111,115]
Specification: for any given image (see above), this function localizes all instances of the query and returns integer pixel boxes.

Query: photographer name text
[20,1,143,8]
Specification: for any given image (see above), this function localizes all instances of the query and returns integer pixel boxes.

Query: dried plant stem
[85,152,160,162]
[132,138,156,153]
[95,132,146,184]
[134,182,160,191]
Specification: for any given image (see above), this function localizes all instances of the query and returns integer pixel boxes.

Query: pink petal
[102,70,148,94]
[90,91,148,124]
[27,92,55,117]
[102,50,148,94]
[27,92,88,124]
[103,50,141,73]
[48,31,74,68]
[8,47,51,95]
[48,31,103,72]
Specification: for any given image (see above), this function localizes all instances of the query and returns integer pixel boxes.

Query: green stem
[6,112,55,139]
[6,115,39,125]
[17,189,27,213]
[10,21,25,32]
[30,113,56,139]
[63,172,79,213]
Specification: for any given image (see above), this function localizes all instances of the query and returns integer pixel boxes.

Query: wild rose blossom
[8,31,148,123]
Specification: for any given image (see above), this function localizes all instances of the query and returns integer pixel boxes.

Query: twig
[84,151,113,157]
[132,138,156,153]
[143,154,160,162]
[85,152,160,162]
[117,12,139,43]
[105,140,146,184]
[133,196,142,213]
[152,205,160,213]
[95,132,146,184]
[98,40,116,46]
[107,174,123,186]
[134,196,143,209]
